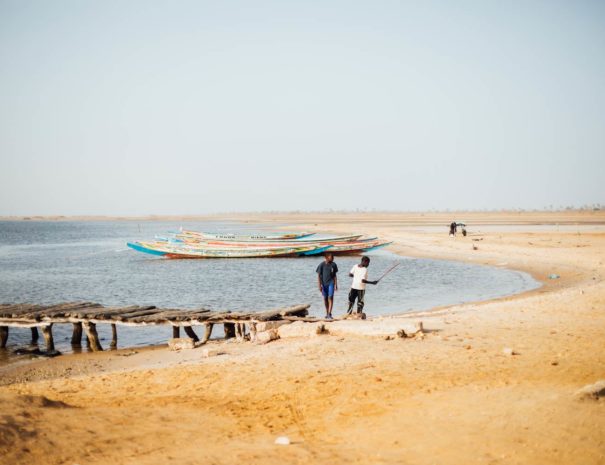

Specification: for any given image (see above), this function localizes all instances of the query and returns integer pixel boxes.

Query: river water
[0,220,540,360]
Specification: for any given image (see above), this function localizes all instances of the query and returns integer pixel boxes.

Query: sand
[1,211,604,465]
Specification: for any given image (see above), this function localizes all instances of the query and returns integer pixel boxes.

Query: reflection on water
[0,220,540,363]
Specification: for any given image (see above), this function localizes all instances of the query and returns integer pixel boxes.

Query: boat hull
[127,242,321,259]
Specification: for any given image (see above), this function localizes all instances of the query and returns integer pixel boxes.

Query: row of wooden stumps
[0,322,116,353]
[0,322,239,353]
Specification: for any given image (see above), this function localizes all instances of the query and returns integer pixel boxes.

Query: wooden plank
[79,306,157,320]
[1,304,44,318]
[35,305,100,319]
[20,302,102,320]
[104,307,162,321]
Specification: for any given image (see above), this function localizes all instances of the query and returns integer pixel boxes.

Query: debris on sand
[275,436,291,445]
[574,380,605,401]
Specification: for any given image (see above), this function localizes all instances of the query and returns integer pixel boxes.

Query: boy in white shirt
[347,256,378,315]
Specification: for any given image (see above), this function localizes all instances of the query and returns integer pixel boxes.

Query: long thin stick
[377,262,400,282]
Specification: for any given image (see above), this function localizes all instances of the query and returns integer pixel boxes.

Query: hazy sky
[1,0,603,215]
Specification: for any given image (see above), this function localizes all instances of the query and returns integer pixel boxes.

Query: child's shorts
[321,282,335,297]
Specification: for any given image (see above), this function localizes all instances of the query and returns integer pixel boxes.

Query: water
[0,221,540,361]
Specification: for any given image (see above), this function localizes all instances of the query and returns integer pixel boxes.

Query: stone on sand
[275,436,290,445]
[278,321,328,339]
[201,348,223,357]
[168,338,195,351]
[255,320,291,332]
[574,380,605,401]
[254,329,280,344]
[502,347,518,356]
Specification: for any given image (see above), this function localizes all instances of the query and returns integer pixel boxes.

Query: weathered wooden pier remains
[0,302,310,353]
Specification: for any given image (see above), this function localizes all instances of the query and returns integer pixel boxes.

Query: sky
[0,0,604,215]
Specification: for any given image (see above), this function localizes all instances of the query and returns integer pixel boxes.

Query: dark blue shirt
[316,261,338,286]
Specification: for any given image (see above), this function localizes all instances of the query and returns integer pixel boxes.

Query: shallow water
[0,220,540,361]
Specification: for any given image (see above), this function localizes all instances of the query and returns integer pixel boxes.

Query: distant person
[316,253,338,319]
[347,256,378,316]
[449,222,457,237]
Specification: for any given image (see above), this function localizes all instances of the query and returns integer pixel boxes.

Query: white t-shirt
[350,264,369,290]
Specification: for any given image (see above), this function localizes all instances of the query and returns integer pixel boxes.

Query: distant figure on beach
[449,222,457,237]
[316,253,338,319]
[347,256,378,316]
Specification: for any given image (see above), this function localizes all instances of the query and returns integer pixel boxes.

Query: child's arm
[361,268,377,285]
[334,274,338,291]
[317,274,322,292]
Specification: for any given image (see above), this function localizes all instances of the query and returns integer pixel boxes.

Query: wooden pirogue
[0,302,310,353]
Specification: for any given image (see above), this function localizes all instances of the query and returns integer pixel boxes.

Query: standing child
[347,256,378,315]
[316,253,338,319]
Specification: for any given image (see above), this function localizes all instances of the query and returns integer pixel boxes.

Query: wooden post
[172,326,180,338]
[31,327,39,344]
[201,323,214,344]
[71,323,83,346]
[183,326,199,342]
[235,323,245,342]
[224,323,236,339]
[110,324,117,349]
[0,326,8,349]
[82,322,103,351]
[41,324,55,352]
[249,322,257,343]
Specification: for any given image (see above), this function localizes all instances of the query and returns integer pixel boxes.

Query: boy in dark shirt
[316,253,338,319]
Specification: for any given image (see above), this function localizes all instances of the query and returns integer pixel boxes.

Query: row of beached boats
[127,230,391,259]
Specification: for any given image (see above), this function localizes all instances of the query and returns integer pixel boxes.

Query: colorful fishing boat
[127,241,330,259]
[325,240,393,255]
[179,230,315,241]
[202,234,368,247]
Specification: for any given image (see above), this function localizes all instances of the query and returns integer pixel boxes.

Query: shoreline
[0,247,540,369]
[0,212,603,465]
[1,209,604,224]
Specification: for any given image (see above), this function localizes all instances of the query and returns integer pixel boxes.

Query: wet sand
[1,211,604,465]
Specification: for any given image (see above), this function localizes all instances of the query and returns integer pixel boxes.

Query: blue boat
[298,245,332,256]
[127,242,167,256]
[362,241,393,253]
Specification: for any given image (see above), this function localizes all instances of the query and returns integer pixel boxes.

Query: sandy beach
[1,211,604,465]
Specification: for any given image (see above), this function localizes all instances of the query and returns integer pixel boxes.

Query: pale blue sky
[1,0,603,215]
